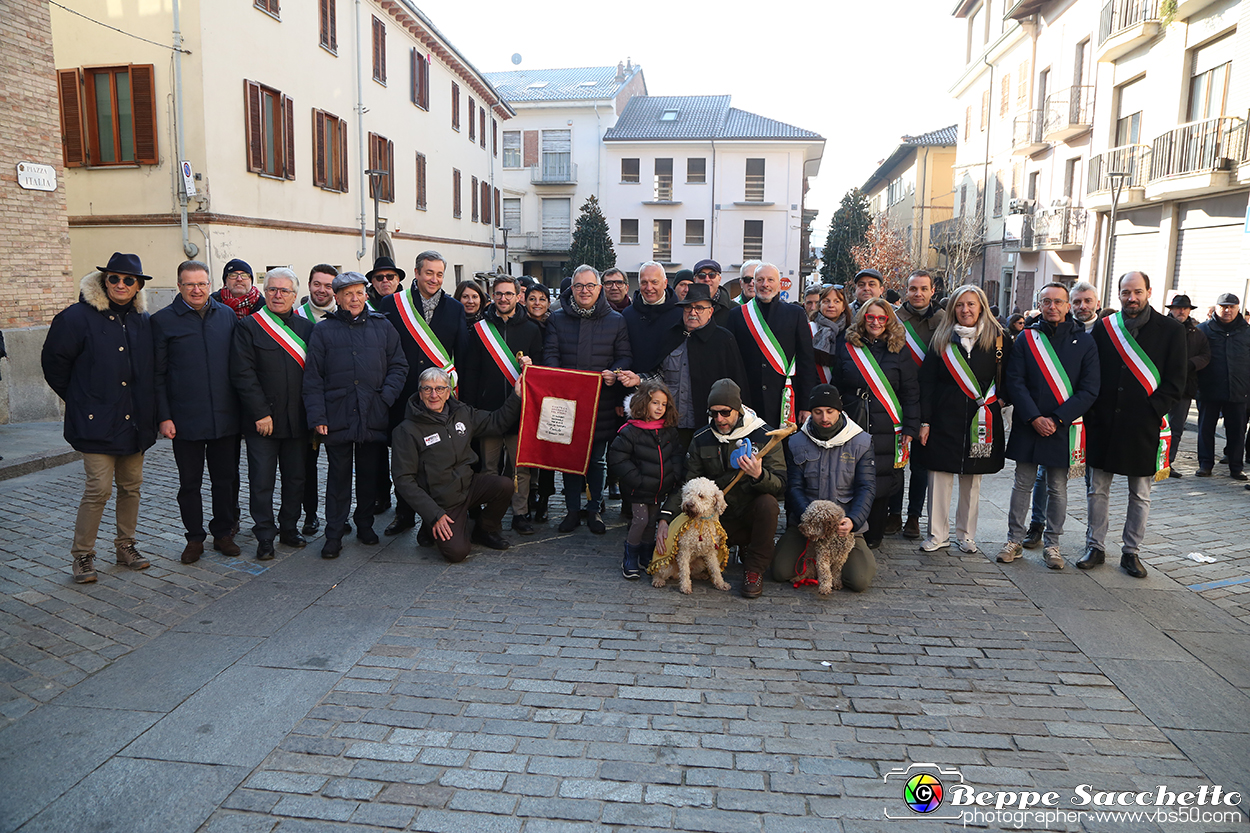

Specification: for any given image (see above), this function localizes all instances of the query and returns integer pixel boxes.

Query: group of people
[42,249,1228,598]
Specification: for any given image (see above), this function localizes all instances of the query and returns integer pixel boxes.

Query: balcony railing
[540,229,571,250]
[930,215,987,252]
[1099,0,1160,45]
[1043,86,1095,139]
[530,154,576,184]
[1012,110,1046,152]
[1033,207,1087,249]
[1149,115,1246,181]
[1087,144,1151,193]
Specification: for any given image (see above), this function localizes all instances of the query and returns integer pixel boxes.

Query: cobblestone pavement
[0,432,1248,833]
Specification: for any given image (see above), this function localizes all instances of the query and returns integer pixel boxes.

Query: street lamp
[1102,170,1131,307]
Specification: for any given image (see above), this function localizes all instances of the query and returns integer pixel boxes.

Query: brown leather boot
[181,540,204,564]
[213,536,242,557]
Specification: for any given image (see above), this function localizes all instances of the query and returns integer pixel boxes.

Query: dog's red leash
[791,543,818,588]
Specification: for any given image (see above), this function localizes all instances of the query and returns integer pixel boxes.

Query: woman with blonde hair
[916,284,1010,553]
[832,298,920,548]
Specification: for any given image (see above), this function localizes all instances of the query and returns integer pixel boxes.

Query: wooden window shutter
[410,48,418,104]
[320,0,336,50]
[980,90,989,130]
[481,180,490,224]
[469,99,475,141]
[386,139,394,201]
[245,80,264,173]
[494,187,500,228]
[282,94,295,179]
[371,17,385,83]
[57,68,86,167]
[964,106,971,141]
[338,116,349,192]
[313,110,327,187]
[1000,74,1010,116]
[416,152,426,208]
[420,57,429,108]
[471,175,478,221]
[480,109,486,148]
[492,118,498,157]
[452,83,459,129]
[522,130,538,167]
[129,64,159,165]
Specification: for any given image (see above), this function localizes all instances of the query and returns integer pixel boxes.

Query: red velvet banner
[515,366,603,475]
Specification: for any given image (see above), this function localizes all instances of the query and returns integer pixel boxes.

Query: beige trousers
[72,452,144,556]
[926,471,983,544]
[479,433,529,516]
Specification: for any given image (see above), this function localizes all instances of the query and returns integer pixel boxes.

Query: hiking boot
[902,516,921,539]
[1076,547,1105,569]
[1022,521,1045,549]
[470,527,510,550]
[741,571,763,598]
[213,536,241,557]
[883,513,903,536]
[114,542,150,570]
[587,512,606,535]
[1043,546,1065,570]
[1121,552,1147,578]
[511,513,534,535]
[72,553,97,584]
[996,541,1023,563]
[181,540,204,564]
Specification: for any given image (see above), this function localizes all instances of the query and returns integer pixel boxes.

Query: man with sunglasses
[734,261,760,305]
[42,253,158,583]
[692,259,736,326]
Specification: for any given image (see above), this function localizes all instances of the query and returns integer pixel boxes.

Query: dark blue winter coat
[786,419,876,532]
[41,273,157,456]
[1197,314,1250,403]
[303,308,408,444]
[377,288,468,427]
[1004,318,1100,468]
[151,295,240,441]
[543,289,632,441]
[620,288,681,376]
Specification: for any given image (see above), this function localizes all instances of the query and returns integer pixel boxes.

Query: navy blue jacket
[726,297,817,427]
[544,290,632,442]
[230,310,315,439]
[377,288,467,427]
[1197,314,1250,403]
[621,288,682,376]
[303,308,408,444]
[786,420,876,532]
[151,295,240,441]
[41,273,157,456]
[1004,318,1099,468]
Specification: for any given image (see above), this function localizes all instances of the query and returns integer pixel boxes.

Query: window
[410,48,429,109]
[620,219,639,245]
[621,158,639,183]
[452,168,461,218]
[469,99,476,142]
[319,0,336,52]
[1063,158,1078,199]
[471,175,479,222]
[1188,34,1233,122]
[502,131,521,168]
[980,89,990,131]
[653,219,672,261]
[654,158,673,200]
[481,180,492,225]
[480,109,487,149]
[993,172,1004,216]
[1027,170,1039,200]
[255,0,279,17]
[312,108,348,192]
[415,152,427,209]
[1000,74,1011,116]
[687,157,706,184]
[685,219,704,246]
[1115,77,1145,146]
[964,105,971,141]
[502,198,521,234]
[57,64,159,168]
[1018,60,1030,107]
[243,79,294,179]
[368,132,393,202]
[745,158,765,202]
[743,220,764,262]
[451,82,460,130]
[540,130,571,181]
[371,16,386,85]
[542,198,571,249]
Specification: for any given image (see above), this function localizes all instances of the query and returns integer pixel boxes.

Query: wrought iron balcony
[530,155,577,185]
[1148,116,1246,181]
[1087,144,1151,193]
[1012,110,1047,155]
[1032,207,1086,250]
[1099,0,1160,45]
[1043,86,1095,142]
[539,229,571,250]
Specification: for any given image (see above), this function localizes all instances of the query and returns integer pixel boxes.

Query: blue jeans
[563,438,609,515]
[1029,466,1048,526]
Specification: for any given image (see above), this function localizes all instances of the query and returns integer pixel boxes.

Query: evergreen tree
[820,188,872,285]
[564,195,616,277]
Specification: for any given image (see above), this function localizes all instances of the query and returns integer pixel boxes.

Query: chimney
[616,61,625,82]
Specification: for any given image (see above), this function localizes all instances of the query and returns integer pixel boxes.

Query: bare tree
[851,216,913,295]
[931,207,985,295]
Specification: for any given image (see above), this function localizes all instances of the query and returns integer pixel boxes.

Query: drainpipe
[709,137,717,261]
[172,0,197,258]
[354,0,367,261]
[981,53,994,292]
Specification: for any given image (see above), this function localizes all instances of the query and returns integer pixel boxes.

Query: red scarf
[623,418,666,432]
[220,286,261,319]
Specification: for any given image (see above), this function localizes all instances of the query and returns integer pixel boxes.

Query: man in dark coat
[304,271,408,558]
[544,264,632,534]
[152,260,243,564]
[998,283,1099,570]
[726,262,817,428]
[619,261,682,378]
[1196,293,1250,479]
[230,267,315,560]
[377,250,467,534]
[1164,294,1210,477]
[41,254,157,583]
[392,367,524,563]
[459,275,544,534]
[211,258,265,319]
[1081,272,1187,578]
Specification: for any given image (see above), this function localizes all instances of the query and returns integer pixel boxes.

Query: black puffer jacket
[917,335,1009,475]
[543,289,632,441]
[302,309,408,444]
[392,394,521,524]
[607,422,685,505]
[833,335,920,486]
[1197,314,1250,403]
[230,310,315,438]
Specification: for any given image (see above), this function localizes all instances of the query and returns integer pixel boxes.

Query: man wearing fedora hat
[1165,294,1211,477]
[1196,292,1250,480]
[366,255,404,309]
[42,253,158,583]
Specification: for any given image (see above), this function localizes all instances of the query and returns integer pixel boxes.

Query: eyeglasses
[494,291,517,299]
[603,280,627,287]
[708,407,735,418]
[265,287,296,296]
[419,385,451,394]
[695,271,719,279]
[863,314,889,323]
[687,304,713,313]
[227,272,252,280]
[572,284,597,292]
[106,274,138,287]
[180,281,209,290]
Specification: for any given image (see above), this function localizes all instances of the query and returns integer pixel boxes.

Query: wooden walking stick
[721,422,798,496]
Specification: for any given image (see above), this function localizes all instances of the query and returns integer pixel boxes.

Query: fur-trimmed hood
[80,270,147,313]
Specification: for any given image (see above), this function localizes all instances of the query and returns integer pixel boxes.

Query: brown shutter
[338,117,349,192]
[492,118,498,157]
[368,133,377,198]
[57,68,86,167]
[129,64,159,164]
[410,48,417,104]
[313,110,326,186]
[494,187,500,228]
[471,175,478,221]
[245,80,263,172]
[386,139,394,201]
[452,83,459,129]
[283,94,295,179]
[480,110,486,148]
[420,58,429,108]
[522,130,538,167]
[320,0,329,47]
[379,21,386,84]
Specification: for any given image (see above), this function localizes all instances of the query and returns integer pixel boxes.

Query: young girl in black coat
[607,381,684,580]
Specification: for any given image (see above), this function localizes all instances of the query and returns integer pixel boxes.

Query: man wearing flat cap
[1165,294,1210,476]
[42,253,158,583]
[1196,292,1250,480]
[213,258,265,319]
[851,268,885,313]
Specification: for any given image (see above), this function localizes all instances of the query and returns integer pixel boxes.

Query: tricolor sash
[1101,313,1170,479]
[847,343,908,467]
[742,299,797,425]
[474,320,522,384]
[296,300,320,321]
[902,321,927,367]
[395,289,458,388]
[1024,330,1085,473]
[254,307,307,368]
[940,343,998,458]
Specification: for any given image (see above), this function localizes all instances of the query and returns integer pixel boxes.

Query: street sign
[180,160,198,197]
[16,162,56,192]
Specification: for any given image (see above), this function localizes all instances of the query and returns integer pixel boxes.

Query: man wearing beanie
[775,385,878,591]
[212,258,265,319]
[658,378,786,598]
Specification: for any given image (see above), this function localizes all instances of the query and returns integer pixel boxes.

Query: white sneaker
[997,541,1023,563]
[920,535,949,552]
[958,538,978,554]
[1044,546,1065,570]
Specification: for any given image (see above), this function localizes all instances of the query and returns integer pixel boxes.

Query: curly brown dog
[649,477,730,594]
[797,500,855,595]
